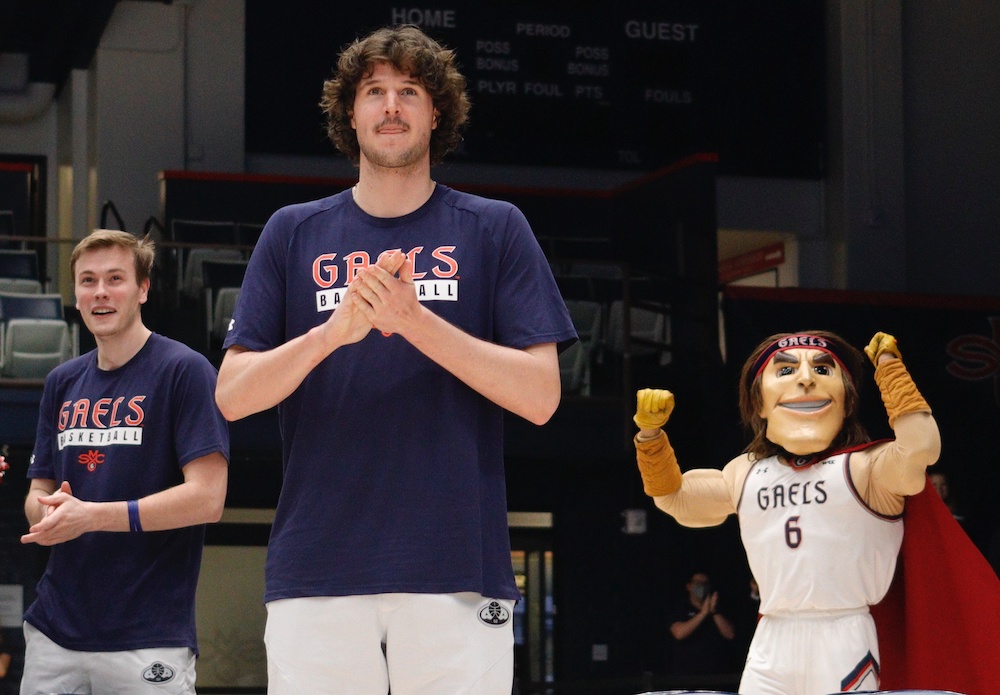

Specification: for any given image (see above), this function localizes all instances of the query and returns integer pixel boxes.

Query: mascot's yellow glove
[634,388,675,430]
[864,331,902,365]
[864,331,931,428]
[634,389,682,496]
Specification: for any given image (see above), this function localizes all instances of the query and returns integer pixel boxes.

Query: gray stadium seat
[0,277,42,294]
[210,287,240,346]
[1,318,73,378]
[561,299,604,395]
[0,291,62,320]
[183,248,243,301]
[170,218,238,303]
[201,259,247,350]
[0,249,40,280]
[607,299,670,361]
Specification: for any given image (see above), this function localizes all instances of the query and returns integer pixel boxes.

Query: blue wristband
[127,499,143,533]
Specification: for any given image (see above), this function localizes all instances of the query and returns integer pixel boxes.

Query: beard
[358,122,431,171]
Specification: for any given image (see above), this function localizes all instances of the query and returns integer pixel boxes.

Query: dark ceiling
[0,0,170,89]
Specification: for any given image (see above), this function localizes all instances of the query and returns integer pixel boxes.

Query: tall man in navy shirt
[215,24,576,695]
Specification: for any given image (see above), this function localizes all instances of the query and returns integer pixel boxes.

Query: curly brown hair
[320,25,470,166]
[738,330,870,459]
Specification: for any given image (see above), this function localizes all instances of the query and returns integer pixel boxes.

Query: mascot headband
[750,334,854,385]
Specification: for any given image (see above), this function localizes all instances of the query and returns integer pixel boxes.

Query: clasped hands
[21,481,87,546]
[699,591,720,616]
[323,250,421,345]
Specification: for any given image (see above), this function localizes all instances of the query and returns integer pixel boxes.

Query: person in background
[669,571,736,678]
[20,229,229,695]
[214,24,576,695]
[929,470,962,522]
[928,469,986,550]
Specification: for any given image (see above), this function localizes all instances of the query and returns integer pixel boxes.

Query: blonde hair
[71,229,155,285]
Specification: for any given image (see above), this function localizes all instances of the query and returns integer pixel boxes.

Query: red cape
[871,477,1000,694]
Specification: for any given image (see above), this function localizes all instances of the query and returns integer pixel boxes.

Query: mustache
[375,117,408,130]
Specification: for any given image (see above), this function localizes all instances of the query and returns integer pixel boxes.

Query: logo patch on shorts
[478,599,511,627]
[141,661,176,683]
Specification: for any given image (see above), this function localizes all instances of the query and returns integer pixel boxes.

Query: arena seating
[201,259,248,352]
[0,249,42,293]
[0,292,77,378]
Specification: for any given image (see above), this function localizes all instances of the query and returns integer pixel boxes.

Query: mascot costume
[634,330,1000,695]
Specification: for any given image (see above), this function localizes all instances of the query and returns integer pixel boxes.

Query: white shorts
[739,608,881,695]
[20,621,196,695]
[264,592,514,695]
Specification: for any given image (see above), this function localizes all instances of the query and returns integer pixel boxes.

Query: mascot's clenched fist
[634,388,675,430]
[864,331,901,365]
[633,388,682,497]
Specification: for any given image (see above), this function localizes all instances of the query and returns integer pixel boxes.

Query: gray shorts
[20,622,196,695]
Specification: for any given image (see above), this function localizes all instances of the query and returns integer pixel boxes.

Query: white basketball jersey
[737,451,903,615]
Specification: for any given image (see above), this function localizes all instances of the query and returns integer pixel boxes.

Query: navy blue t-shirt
[25,333,229,652]
[224,185,576,603]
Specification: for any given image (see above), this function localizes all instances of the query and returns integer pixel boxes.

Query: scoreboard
[246,1,825,177]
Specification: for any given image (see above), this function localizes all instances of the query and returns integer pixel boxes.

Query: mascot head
[739,330,869,459]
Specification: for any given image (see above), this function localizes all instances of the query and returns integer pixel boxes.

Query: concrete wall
[94,0,244,232]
